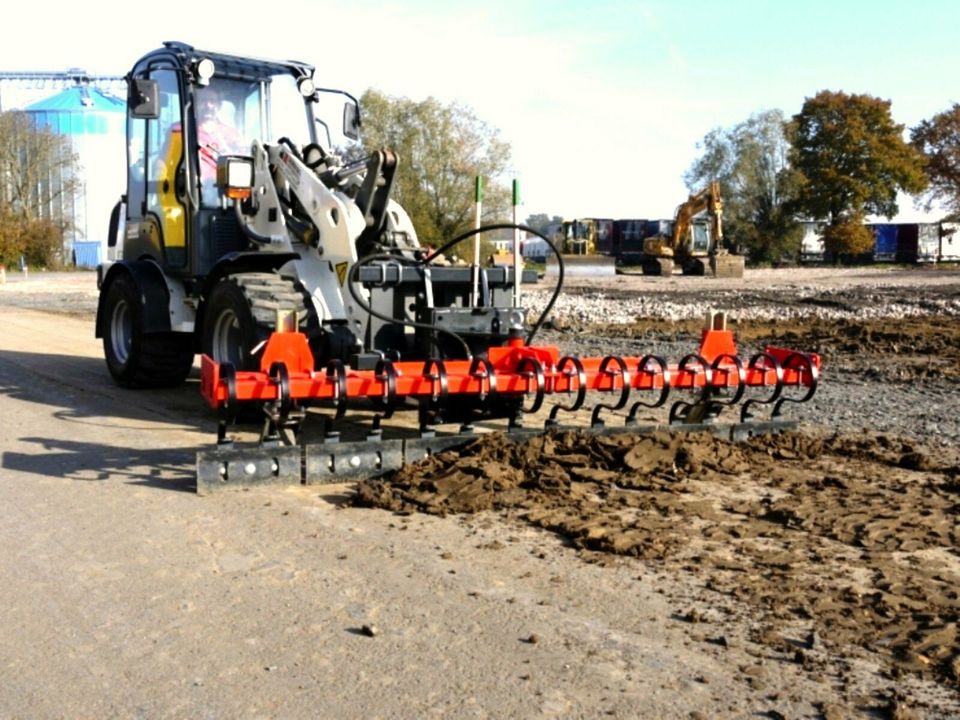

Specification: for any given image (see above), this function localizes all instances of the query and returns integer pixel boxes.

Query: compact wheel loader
[97,42,818,492]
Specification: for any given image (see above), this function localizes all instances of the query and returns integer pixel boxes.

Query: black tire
[202,277,267,372]
[102,273,194,388]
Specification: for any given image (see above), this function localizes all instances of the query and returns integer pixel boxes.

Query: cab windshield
[197,72,313,151]
[194,72,313,206]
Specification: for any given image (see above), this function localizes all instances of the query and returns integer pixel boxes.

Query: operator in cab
[195,85,244,205]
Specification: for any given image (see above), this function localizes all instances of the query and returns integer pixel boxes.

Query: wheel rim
[109,299,132,366]
[211,308,244,368]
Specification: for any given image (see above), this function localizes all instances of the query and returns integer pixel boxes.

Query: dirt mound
[355,429,960,685]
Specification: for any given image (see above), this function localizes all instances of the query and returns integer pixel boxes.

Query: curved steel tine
[419,358,449,429]
[590,355,630,428]
[216,362,238,444]
[325,359,347,420]
[374,358,398,419]
[676,353,713,391]
[516,356,546,415]
[626,354,670,425]
[423,358,449,404]
[772,352,820,418]
[219,362,239,418]
[668,354,711,425]
[269,361,292,416]
[547,355,587,427]
[468,356,498,403]
[740,351,784,422]
[709,352,747,406]
[669,400,693,425]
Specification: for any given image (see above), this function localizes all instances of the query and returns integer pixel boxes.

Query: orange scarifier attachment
[196,310,820,492]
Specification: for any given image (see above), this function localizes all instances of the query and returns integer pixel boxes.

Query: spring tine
[461,357,497,433]
[419,358,449,433]
[709,353,747,406]
[468,356,497,402]
[547,355,587,427]
[772,352,820,417]
[423,358,449,403]
[374,358,398,419]
[269,361,293,416]
[669,354,711,425]
[740,351,784,422]
[677,353,713,389]
[367,415,383,441]
[325,360,348,420]
[516,356,546,415]
[216,362,238,446]
[626,354,670,425]
[590,355,631,428]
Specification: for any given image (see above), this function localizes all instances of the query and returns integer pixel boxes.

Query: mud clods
[354,428,960,684]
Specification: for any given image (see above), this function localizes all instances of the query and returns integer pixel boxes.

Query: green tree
[789,90,927,257]
[355,89,513,253]
[910,103,960,219]
[523,213,562,234]
[687,110,803,264]
[0,110,78,267]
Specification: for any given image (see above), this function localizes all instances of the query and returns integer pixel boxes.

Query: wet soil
[356,430,960,690]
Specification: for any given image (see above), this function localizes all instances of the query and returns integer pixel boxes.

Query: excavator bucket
[709,254,746,278]
[195,311,820,493]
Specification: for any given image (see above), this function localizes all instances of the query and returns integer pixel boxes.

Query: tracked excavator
[640,181,745,278]
[97,43,817,492]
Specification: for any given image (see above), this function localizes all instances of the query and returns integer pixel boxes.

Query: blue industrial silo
[24,85,125,267]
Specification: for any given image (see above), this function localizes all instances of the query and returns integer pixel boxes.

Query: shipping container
[940,223,960,262]
[611,219,647,260]
[895,223,939,263]
[594,218,614,254]
[871,224,898,261]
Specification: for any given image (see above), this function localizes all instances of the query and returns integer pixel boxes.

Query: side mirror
[128,78,159,119]
[343,101,361,141]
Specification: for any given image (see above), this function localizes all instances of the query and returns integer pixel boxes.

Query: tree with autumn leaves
[911,103,960,220]
[688,91,947,261]
[789,91,927,257]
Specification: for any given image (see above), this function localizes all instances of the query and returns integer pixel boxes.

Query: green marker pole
[512,179,521,307]
[472,176,483,306]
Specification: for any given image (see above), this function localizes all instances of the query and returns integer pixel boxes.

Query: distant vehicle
[633,181,744,277]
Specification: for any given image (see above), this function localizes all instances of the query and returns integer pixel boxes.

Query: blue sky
[2,0,957,220]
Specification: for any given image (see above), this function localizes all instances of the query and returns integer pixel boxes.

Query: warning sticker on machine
[335,262,348,286]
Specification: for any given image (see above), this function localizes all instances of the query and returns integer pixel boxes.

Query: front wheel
[202,277,265,371]
[102,273,194,387]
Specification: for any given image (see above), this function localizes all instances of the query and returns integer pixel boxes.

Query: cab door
[125,66,188,270]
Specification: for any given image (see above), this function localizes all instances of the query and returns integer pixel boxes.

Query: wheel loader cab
[122,43,319,279]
